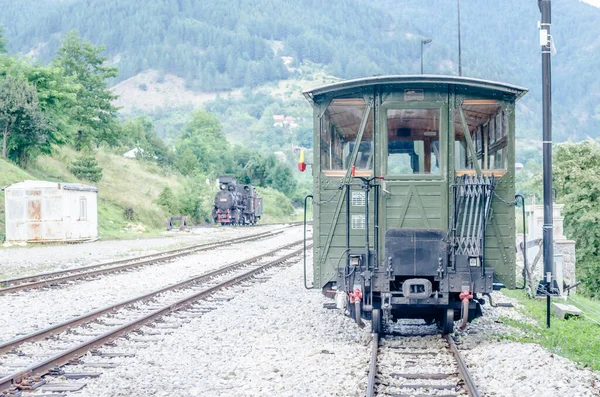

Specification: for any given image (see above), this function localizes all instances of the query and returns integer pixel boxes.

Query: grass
[502,289,600,370]
[29,147,186,238]
[1,148,299,242]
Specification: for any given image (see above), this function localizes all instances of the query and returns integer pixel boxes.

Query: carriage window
[386,108,440,175]
[79,197,87,221]
[320,98,374,177]
[454,101,508,172]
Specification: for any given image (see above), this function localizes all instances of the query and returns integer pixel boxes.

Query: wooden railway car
[302,75,527,333]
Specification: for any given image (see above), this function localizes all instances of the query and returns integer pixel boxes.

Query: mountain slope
[0,0,598,141]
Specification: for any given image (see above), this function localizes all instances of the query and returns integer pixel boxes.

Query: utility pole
[538,0,555,328]
[458,0,462,76]
[421,39,432,74]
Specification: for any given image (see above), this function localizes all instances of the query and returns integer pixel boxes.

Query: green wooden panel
[311,81,519,290]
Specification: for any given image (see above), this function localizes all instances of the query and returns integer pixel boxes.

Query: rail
[366,332,480,397]
[0,241,311,394]
[0,227,295,294]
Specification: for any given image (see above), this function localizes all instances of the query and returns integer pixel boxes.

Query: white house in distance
[4,180,98,243]
[272,114,299,129]
[123,147,143,158]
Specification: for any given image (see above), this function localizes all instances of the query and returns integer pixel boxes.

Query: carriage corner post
[303,75,527,334]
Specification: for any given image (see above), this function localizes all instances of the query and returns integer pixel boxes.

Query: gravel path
[456,291,600,396]
[0,225,281,279]
[69,251,371,397]
[0,228,302,343]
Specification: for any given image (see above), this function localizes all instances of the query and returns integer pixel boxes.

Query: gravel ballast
[65,256,599,396]
[69,252,371,397]
[456,292,600,396]
[0,228,302,343]
[0,225,281,278]
[2,231,599,396]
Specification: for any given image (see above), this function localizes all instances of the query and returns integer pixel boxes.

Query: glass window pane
[454,102,507,171]
[320,98,373,176]
[386,108,440,175]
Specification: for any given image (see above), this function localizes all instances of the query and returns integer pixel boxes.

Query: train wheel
[442,308,454,335]
[371,309,382,334]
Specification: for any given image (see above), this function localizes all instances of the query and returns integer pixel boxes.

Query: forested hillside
[0,0,599,142]
[0,0,416,91]
[0,30,302,232]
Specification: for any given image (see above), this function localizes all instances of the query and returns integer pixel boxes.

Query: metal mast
[539,0,554,327]
[458,0,462,76]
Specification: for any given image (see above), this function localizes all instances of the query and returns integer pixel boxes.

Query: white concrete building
[525,204,577,294]
[4,180,98,243]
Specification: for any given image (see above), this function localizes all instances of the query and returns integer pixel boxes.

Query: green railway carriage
[302,75,527,334]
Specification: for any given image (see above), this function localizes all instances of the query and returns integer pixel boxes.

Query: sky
[581,0,600,8]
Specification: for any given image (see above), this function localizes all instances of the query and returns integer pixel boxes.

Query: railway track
[0,239,311,396]
[366,328,479,397]
[0,226,295,295]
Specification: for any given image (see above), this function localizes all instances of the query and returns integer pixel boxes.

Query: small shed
[4,180,98,243]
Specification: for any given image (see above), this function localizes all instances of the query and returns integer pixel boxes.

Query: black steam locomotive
[212,176,263,226]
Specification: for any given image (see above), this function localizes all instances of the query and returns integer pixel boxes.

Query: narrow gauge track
[0,226,294,295]
[0,239,311,396]
[367,331,479,397]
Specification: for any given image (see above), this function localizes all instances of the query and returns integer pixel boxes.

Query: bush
[259,187,295,219]
[156,186,179,214]
[68,154,103,183]
[554,141,600,297]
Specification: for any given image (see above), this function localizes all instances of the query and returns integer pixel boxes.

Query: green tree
[554,141,600,297]
[156,186,179,214]
[0,55,80,148]
[0,24,7,54]
[121,116,172,166]
[176,109,231,176]
[23,64,79,149]
[53,31,119,150]
[268,163,297,197]
[174,146,199,175]
[68,153,103,183]
[0,76,49,165]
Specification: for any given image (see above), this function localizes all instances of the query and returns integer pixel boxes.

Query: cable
[332,248,352,292]
[311,188,342,206]
[483,292,497,307]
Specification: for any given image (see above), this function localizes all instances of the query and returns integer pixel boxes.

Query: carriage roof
[303,75,528,104]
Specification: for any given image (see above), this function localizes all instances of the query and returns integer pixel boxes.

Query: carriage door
[379,89,449,276]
